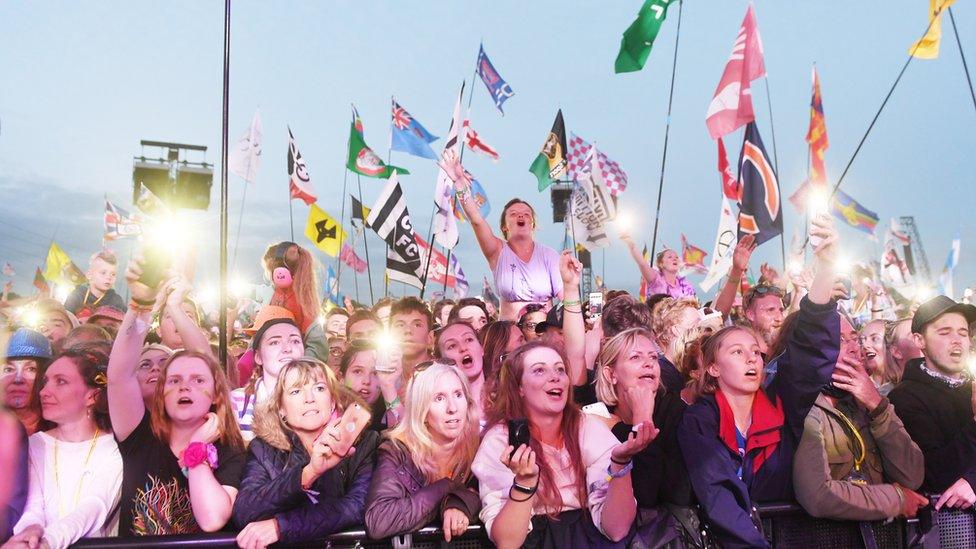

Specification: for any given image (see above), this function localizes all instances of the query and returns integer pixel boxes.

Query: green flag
[347,106,409,178]
[529,110,568,191]
[615,0,672,74]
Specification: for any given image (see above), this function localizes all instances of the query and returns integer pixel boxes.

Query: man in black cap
[889,295,976,510]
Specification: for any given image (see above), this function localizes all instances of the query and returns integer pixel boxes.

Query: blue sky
[1,1,973,302]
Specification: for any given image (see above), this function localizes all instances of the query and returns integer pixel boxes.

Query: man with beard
[890,296,976,511]
[743,283,786,357]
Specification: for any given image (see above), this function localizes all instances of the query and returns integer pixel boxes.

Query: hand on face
[831,355,882,411]
[189,412,220,445]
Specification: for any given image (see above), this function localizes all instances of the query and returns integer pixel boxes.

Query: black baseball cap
[911,295,976,334]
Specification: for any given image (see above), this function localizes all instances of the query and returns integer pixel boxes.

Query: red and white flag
[415,233,461,289]
[462,119,499,162]
[287,126,317,205]
[717,138,739,200]
[705,4,766,140]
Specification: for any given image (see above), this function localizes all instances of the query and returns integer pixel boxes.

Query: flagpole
[761,76,786,272]
[356,173,376,305]
[948,7,976,115]
[336,105,355,298]
[441,72,479,296]
[218,0,231,369]
[649,0,683,260]
[419,205,437,300]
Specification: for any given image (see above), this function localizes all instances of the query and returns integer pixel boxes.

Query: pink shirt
[647,267,696,299]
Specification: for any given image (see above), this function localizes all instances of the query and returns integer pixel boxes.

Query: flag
[391,99,439,160]
[324,266,342,307]
[367,171,424,283]
[717,138,740,200]
[736,122,782,245]
[43,243,85,287]
[287,127,317,205]
[705,4,766,139]
[701,197,739,292]
[433,83,466,249]
[828,190,879,235]
[415,234,458,289]
[2,263,14,277]
[386,246,424,289]
[680,234,708,275]
[638,244,650,302]
[476,44,515,115]
[453,175,491,222]
[451,255,469,298]
[33,267,49,294]
[350,195,371,228]
[104,199,142,241]
[134,183,170,218]
[938,235,961,298]
[910,0,956,59]
[304,203,347,257]
[567,133,629,197]
[529,110,568,191]
[615,0,673,73]
[882,223,914,294]
[339,243,367,273]
[806,66,829,188]
[567,145,617,251]
[463,119,499,161]
[229,108,262,183]
[348,105,409,178]
[482,276,499,309]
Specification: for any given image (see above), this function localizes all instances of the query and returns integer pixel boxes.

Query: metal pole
[218,0,231,368]
[356,173,375,304]
[948,7,976,115]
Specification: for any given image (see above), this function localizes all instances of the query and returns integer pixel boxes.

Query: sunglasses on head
[413,358,457,378]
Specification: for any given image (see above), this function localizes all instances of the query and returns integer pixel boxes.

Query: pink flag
[705,5,766,139]
[339,244,367,273]
[717,138,739,200]
[462,120,500,162]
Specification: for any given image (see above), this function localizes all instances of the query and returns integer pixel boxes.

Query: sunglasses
[412,358,458,378]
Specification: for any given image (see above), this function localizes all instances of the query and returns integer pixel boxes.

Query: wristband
[508,486,535,503]
[181,442,218,473]
[512,480,538,495]
[128,301,153,312]
[610,455,631,466]
[605,461,634,482]
[132,297,156,307]
[563,299,582,307]
[455,187,471,202]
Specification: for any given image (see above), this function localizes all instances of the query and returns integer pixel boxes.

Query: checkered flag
[567,133,629,197]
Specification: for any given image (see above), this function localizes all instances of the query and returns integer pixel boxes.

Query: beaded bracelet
[605,461,634,482]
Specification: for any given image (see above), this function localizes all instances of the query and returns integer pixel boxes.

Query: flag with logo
[736,123,782,245]
[829,190,879,236]
[938,235,961,298]
[701,197,739,292]
[705,4,766,139]
[529,110,568,191]
[229,108,262,183]
[33,267,50,294]
[391,99,439,160]
[350,194,371,229]
[680,234,708,276]
[615,0,674,73]
[806,66,829,188]
[304,203,347,257]
[287,127,317,205]
[463,119,499,162]
[134,183,170,218]
[910,0,956,59]
[567,133,629,197]
[476,44,515,115]
[43,243,85,286]
[453,174,491,222]
[104,199,143,241]
[416,233,458,289]
[368,171,424,284]
[433,83,466,249]
[568,145,617,251]
[348,105,409,178]
[339,243,367,273]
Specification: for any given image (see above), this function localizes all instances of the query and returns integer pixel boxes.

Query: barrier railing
[69,502,976,548]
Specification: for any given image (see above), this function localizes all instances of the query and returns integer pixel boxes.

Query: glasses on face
[839,333,861,346]
[520,321,540,331]
[329,347,345,357]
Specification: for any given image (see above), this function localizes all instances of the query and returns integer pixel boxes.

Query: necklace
[53,427,100,518]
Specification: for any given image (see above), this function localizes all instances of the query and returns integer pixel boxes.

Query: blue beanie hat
[5,328,53,361]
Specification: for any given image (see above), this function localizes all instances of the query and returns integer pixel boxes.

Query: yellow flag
[43,242,85,286]
[909,0,956,59]
[304,204,346,257]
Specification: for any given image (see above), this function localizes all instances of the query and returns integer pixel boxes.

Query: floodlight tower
[132,141,213,210]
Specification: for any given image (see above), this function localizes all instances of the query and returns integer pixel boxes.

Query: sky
[1,1,974,304]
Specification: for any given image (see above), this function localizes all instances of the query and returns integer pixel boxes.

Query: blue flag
[828,189,879,235]
[325,265,343,307]
[390,99,438,159]
[736,122,783,245]
[477,44,515,115]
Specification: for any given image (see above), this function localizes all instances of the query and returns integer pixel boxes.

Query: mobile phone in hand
[137,245,172,290]
[330,403,372,457]
[507,418,530,459]
[588,292,604,319]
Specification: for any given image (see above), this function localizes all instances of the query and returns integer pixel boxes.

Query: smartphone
[588,292,604,319]
[329,403,372,457]
[374,346,397,374]
[508,418,530,458]
[138,244,172,290]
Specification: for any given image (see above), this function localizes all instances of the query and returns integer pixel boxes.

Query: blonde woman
[651,297,700,394]
[364,361,481,541]
[233,358,378,549]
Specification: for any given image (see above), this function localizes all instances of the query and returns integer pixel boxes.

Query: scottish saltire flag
[737,123,782,245]
[391,99,438,159]
[104,200,142,241]
[476,44,515,115]
[829,189,879,235]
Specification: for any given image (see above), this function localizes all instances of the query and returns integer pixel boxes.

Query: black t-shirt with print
[116,411,245,536]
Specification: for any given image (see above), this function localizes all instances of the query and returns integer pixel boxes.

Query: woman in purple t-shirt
[440,151,563,321]
[620,233,695,299]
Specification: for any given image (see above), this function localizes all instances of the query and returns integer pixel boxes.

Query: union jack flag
[392,105,412,131]
[104,199,142,241]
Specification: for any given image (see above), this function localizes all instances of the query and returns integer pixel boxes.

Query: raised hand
[500,444,539,487]
[621,383,657,426]
[610,421,658,463]
[125,253,160,305]
[438,149,471,190]
[559,250,582,287]
[732,235,757,272]
[810,213,838,260]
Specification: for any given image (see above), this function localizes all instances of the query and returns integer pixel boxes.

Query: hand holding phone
[588,292,604,319]
[507,418,530,458]
[137,244,173,290]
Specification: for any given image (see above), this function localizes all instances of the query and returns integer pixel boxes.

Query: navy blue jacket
[678,297,839,548]
[233,430,378,543]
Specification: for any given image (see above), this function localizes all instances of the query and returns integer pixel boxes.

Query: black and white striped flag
[367,171,424,284]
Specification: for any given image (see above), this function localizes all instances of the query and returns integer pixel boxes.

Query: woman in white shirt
[8,348,122,549]
[472,341,653,548]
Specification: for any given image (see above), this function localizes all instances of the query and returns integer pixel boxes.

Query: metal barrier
[69,503,976,548]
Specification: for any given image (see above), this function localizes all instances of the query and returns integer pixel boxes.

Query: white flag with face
[229,109,262,184]
[700,197,738,292]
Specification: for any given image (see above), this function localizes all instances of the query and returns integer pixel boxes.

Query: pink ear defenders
[266,242,298,286]
[272,267,293,289]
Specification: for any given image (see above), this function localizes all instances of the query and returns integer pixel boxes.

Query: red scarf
[715,389,784,474]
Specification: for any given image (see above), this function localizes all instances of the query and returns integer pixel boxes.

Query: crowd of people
[0,191,974,549]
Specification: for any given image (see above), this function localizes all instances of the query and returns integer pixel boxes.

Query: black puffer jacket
[232,430,379,543]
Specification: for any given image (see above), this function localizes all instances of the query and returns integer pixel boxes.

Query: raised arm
[440,150,503,266]
[108,257,159,442]
[162,278,211,355]
[558,251,587,387]
[620,232,659,286]
[714,235,755,318]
